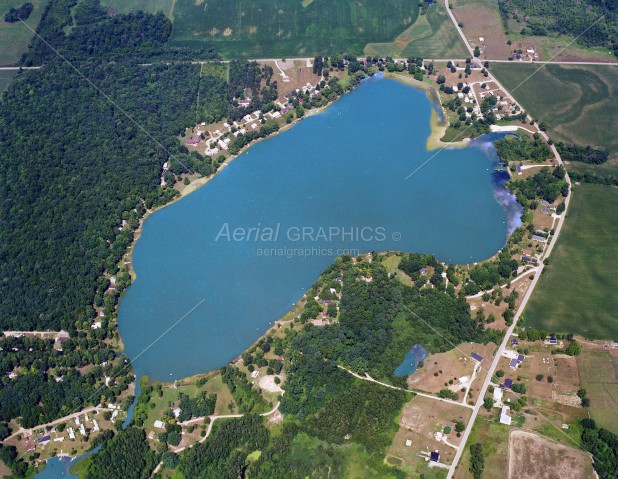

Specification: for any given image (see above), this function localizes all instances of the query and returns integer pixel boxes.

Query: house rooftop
[471,353,483,363]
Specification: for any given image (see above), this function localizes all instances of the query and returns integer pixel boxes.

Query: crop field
[492,63,618,162]
[164,0,419,58]
[577,348,618,434]
[524,184,618,339]
[0,0,48,66]
[365,0,468,59]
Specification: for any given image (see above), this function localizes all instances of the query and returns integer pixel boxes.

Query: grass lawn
[166,0,420,58]
[491,63,618,170]
[577,349,618,434]
[523,184,618,339]
[0,0,48,66]
[453,414,509,479]
[0,69,17,93]
[69,454,92,477]
[365,0,468,59]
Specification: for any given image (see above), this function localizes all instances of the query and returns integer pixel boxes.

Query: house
[93,419,100,432]
[79,424,86,436]
[509,358,519,369]
[38,435,51,444]
[531,235,547,243]
[154,420,165,429]
[68,427,75,440]
[493,387,503,402]
[500,406,512,425]
[471,353,483,363]
[511,338,519,346]
[251,370,260,379]
[548,337,558,345]
[459,376,471,385]
[522,249,531,256]
[517,354,525,363]
[430,451,440,462]
[217,139,228,150]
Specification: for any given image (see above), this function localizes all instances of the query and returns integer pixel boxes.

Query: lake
[118,76,519,381]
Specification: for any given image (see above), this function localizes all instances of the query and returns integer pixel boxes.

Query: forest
[556,142,610,165]
[508,165,569,208]
[494,134,552,163]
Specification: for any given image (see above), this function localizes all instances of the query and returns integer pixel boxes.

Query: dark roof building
[430,451,440,462]
[503,378,513,389]
[471,353,483,363]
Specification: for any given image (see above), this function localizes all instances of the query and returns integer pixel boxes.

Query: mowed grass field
[577,349,618,434]
[105,0,421,58]
[0,0,48,66]
[365,0,469,59]
[524,184,618,339]
[492,63,618,170]
[100,0,174,17]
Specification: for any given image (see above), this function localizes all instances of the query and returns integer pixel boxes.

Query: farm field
[577,347,618,434]
[491,63,618,163]
[167,0,420,58]
[524,184,618,339]
[509,430,595,479]
[365,0,468,59]
[0,0,48,66]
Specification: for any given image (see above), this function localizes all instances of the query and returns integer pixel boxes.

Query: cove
[119,77,518,381]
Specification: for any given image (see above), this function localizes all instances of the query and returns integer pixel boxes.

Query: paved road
[0,66,42,70]
[444,95,572,479]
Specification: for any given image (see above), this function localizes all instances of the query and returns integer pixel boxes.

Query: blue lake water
[395,344,429,376]
[118,76,520,381]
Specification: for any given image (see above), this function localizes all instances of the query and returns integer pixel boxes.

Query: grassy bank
[524,184,618,339]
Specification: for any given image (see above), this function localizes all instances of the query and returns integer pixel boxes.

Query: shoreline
[117,72,516,383]
[386,72,470,150]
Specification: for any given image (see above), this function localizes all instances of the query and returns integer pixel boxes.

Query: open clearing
[454,416,509,479]
[524,184,618,339]
[100,0,174,17]
[450,0,512,59]
[509,430,594,479]
[0,0,48,66]
[492,63,618,166]
[165,0,420,58]
[408,342,496,403]
[388,395,471,476]
[577,345,618,434]
[365,1,468,59]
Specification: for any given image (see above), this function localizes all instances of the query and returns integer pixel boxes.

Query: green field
[365,0,469,59]
[0,69,17,93]
[577,349,618,434]
[0,0,48,66]
[100,0,174,16]
[162,0,420,58]
[492,63,618,163]
[524,184,618,339]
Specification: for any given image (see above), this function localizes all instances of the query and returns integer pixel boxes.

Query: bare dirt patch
[509,430,595,479]
[258,374,284,394]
